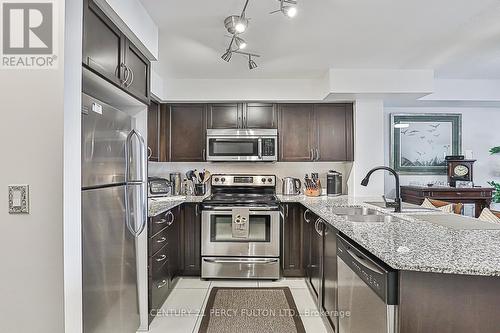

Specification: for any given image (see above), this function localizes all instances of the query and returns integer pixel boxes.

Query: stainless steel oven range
[201,174,280,279]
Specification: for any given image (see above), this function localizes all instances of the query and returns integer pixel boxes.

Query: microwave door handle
[258,138,263,159]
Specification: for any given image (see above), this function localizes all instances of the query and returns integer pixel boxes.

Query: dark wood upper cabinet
[159,104,170,162]
[147,101,160,162]
[83,0,125,86]
[207,104,241,129]
[245,103,277,128]
[123,40,150,104]
[282,204,305,277]
[279,104,315,161]
[83,0,150,104]
[169,104,206,162]
[207,103,276,129]
[314,103,354,161]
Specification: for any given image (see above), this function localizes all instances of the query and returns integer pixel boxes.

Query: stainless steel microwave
[206,129,278,162]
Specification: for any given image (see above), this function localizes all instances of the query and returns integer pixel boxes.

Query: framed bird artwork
[390,113,462,174]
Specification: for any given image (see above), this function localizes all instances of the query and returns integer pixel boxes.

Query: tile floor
[148,277,328,333]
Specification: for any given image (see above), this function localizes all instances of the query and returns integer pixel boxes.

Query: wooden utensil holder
[305,188,321,197]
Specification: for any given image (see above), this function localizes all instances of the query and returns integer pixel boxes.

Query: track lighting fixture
[221,0,299,69]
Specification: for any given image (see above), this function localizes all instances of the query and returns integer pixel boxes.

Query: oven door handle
[203,258,279,264]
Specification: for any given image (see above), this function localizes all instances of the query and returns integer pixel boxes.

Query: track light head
[283,5,297,17]
[221,50,232,62]
[225,15,248,34]
[234,37,247,50]
[248,56,258,70]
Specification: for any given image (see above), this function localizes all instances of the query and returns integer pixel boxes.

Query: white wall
[0,3,66,333]
[384,107,500,196]
[149,162,353,195]
[348,100,385,197]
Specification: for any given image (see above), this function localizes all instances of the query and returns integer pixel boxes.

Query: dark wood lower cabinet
[321,223,338,331]
[148,205,181,323]
[180,203,202,276]
[399,271,500,333]
[309,216,324,299]
[282,204,305,277]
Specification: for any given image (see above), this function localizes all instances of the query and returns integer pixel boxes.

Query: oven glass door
[202,210,280,257]
[210,214,270,242]
[208,138,259,157]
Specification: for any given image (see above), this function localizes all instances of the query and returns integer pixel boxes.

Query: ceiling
[140,0,500,80]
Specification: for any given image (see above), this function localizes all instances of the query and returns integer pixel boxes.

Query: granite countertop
[148,195,206,217]
[148,193,500,276]
[278,195,500,277]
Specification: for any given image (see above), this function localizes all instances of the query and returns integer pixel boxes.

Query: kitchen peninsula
[149,194,500,333]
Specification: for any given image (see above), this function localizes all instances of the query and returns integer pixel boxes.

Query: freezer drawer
[201,257,280,279]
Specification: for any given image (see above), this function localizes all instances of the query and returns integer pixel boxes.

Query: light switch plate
[8,185,29,214]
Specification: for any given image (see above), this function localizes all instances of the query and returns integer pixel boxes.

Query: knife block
[305,188,321,197]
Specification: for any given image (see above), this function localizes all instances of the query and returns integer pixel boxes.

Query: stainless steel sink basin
[328,207,382,216]
[345,214,394,223]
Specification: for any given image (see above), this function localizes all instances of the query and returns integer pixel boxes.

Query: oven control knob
[261,178,266,183]
[214,177,219,182]
[221,177,226,182]
[267,178,273,183]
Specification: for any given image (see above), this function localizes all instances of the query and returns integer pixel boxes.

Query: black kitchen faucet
[361,166,402,213]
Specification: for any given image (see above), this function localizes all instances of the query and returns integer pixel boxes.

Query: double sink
[327,206,394,223]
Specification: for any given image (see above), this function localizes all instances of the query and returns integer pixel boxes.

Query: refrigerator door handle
[125,129,147,237]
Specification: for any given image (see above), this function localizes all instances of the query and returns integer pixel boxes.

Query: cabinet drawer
[150,210,175,236]
[150,226,169,256]
[150,260,170,311]
[429,191,490,199]
[151,244,169,276]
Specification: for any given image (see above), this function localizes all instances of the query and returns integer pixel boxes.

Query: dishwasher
[337,234,398,333]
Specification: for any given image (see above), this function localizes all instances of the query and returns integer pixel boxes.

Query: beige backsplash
[149,162,353,194]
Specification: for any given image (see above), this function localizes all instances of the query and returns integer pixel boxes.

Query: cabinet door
[181,204,201,276]
[314,104,354,161]
[207,104,241,129]
[278,104,315,161]
[170,104,206,161]
[147,101,160,162]
[124,40,150,104]
[168,205,181,279]
[83,0,125,86]
[244,103,277,128]
[322,224,338,331]
[158,104,170,162]
[302,208,313,277]
[309,216,323,299]
[282,204,305,277]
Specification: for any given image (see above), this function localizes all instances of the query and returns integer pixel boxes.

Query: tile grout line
[191,281,212,333]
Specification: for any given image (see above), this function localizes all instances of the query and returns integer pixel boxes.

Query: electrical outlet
[8,185,30,214]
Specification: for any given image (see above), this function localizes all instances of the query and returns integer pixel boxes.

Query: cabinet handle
[155,255,167,262]
[202,148,206,160]
[316,148,320,161]
[148,147,153,159]
[155,219,167,225]
[456,192,462,196]
[127,66,134,87]
[156,237,167,243]
[315,218,324,236]
[157,280,168,289]
[310,149,314,161]
[156,211,174,225]
[120,63,130,85]
[303,209,311,223]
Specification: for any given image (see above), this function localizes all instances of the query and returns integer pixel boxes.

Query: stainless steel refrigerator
[81,93,147,333]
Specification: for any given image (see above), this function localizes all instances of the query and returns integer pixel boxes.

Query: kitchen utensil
[327,170,342,196]
[203,170,211,183]
[170,172,182,196]
[282,177,302,195]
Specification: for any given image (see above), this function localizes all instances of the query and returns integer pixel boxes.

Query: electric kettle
[282,177,302,195]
